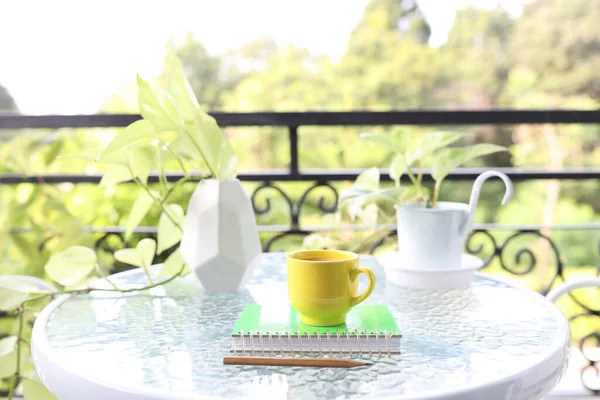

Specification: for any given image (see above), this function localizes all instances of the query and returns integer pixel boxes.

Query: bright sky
[0,0,528,114]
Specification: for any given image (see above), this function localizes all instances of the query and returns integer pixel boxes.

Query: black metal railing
[1,110,599,394]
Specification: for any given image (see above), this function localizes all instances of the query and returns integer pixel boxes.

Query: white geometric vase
[180,179,262,292]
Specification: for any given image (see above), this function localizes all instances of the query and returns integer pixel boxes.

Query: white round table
[31,253,570,400]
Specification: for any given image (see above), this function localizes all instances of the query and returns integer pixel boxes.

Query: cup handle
[350,267,376,307]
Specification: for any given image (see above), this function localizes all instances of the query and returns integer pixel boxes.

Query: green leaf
[431,148,468,183]
[372,187,409,202]
[359,203,379,227]
[44,138,64,166]
[339,188,372,205]
[402,185,431,204]
[389,156,404,187]
[137,238,157,267]
[157,204,185,254]
[125,190,157,240]
[136,74,180,133]
[360,130,412,154]
[463,143,508,163]
[114,238,156,269]
[164,52,199,119]
[138,55,237,179]
[190,110,238,179]
[346,197,366,221]
[339,186,407,221]
[99,146,155,187]
[158,248,188,278]
[103,120,156,155]
[99,165,134,187]
[0,336,17,378]
[408,131,463,165]
[354,167,380,190]
[0,336,17,358]
[432,144,508,183]
[339,168,384,217]
[23,377,58,400]
[0,276,40,310]
[171,132,204,163]
[114,238,157,268]
[44,246,97,286]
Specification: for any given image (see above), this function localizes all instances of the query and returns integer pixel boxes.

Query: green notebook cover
[232,305,401,337]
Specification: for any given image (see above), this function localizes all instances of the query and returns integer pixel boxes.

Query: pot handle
[459,170,513,236]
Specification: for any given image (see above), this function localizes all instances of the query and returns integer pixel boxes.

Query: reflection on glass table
[31,253,570,400]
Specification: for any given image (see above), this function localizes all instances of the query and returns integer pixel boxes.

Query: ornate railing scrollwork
[250,182,294,218]
[250,181,338,228]
[295,182,339,220]
[465,230,498,267]
[571,254,600,394]
[496,231,563,294]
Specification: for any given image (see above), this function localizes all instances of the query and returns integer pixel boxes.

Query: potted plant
[71,52,261,292]
[0,52,266,399]
[339,130,513,271]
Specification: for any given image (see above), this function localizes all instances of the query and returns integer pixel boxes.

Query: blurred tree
[224,45,337,169]
[172,32,225,110]
[221,35,278,78]
[441,7,515,167]
[174,34,279,111]
[338,0,446,109]
[348,0,430,48]
[511,0,600,99]
[225,45,335,111]
[0,84,17,112]
[443,7,513,107]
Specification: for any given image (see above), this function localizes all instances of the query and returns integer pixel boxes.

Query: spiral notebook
[230,304,401,356]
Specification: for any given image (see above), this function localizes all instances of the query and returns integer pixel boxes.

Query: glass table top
[40,253,569,399]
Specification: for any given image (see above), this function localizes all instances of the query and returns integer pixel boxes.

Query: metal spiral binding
[384,330,390,357]
[316,331,321,357]
[259,331,264,353]
[268,331,273,354]
[278,331,283,354]
[346,331,351,357]
[233,329,399,356]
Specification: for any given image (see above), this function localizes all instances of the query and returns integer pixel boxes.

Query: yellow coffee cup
[287,250,376,326]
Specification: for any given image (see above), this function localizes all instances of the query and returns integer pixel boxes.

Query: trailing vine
[0,51,238,399]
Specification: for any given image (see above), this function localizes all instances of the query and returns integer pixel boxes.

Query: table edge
[31,256,571,400]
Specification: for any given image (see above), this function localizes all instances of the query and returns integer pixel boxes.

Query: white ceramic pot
[180,179,262,292]
[396,201,469,270]
[395,171,514,270]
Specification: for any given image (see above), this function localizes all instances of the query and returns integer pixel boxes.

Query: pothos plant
[302,131,508,252]
[338,130,508,213]
[0,52,238,399]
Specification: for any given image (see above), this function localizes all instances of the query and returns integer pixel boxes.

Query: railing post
[289,125,299,177]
